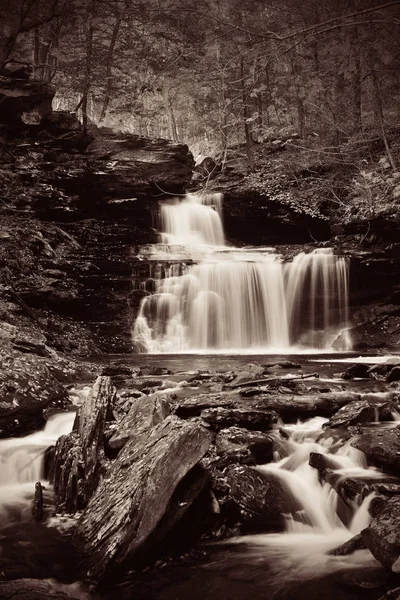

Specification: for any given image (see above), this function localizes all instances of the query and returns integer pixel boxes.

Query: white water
[227,416,385,586]
[133,192,352,353]
[0,412,75,526]
[160,192,224,247]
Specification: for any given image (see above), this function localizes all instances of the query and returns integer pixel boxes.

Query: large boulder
[225,465,300,533]
[351,428,400,475]
[73,416,210,580]
[215,427,274,465]
[362,497,400,572]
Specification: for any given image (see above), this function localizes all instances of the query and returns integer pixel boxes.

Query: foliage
[1,0,399,162]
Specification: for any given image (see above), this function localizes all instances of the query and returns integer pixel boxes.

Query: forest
[1,0,399,162]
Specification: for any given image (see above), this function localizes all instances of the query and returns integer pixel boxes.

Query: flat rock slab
[176,391,360,422]
[73,416,210,580]
[201,407,279,431]
[325,399,396,429]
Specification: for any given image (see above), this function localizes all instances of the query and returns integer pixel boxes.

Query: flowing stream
[133,193,352,353]
[0,364,395,598]
[0,412,75,526]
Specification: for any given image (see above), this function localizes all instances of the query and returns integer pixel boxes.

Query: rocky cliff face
[0,76,194,354]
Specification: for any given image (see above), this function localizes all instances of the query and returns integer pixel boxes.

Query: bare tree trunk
[163,84,178,142]
[240,58,255,170]
[33,0,40,68]
[99,4,127,123]
[370,57,396,170]
[289,51,306,139]
[82,0,96,133]
[352,27,363,132]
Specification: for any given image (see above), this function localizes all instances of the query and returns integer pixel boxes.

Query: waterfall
[0,413,75,526]
[159,192,224,247]
[133,193,352,353]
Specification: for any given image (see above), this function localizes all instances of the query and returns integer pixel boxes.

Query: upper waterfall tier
[132,193,351,354]
[159,193,225,247]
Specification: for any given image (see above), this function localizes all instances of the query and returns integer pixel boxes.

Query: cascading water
[0,412,75,526]
[226,416,386,593]
[133,193,352,353]
[159,192,224,246]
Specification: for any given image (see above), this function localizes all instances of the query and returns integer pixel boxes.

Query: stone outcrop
[0,75,194,353]
[73,416,210,580]
[0,76,54,124]
[0,348,70,437]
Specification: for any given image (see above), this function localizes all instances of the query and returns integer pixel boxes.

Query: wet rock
[51,376,116,511]
[256,392,361,421]
[368,363,396,380]
[342,363,371,379]
[126,377,165,392]
[32,482,44,522]
[378,587,400,599]
[328,533,366,556]
[101,364,136,377]
[139,366,172,376]
[175,393,235,418]
[268,361,302,369]
[388,367,400,383]
[309,452,344,474]
[226,465,300,533]
[362,497,400,572]
[73,417,210,580]
[0,579,72,599]
[336,316,400,352]
[108,394,171,451]
[226,364,267,387]
[216,427,274,465]
[0,350,70,438]
[201,407,279,431]
[351,428,400,475]
[203,448,257,470]
[83,131,194,196]
[324,399,395,429]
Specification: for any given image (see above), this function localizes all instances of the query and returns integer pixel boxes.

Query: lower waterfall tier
[132,248,351,353]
